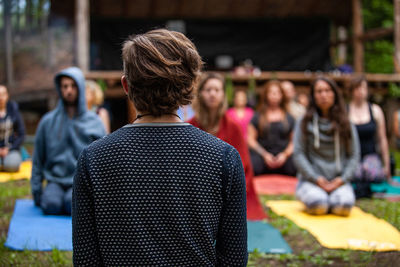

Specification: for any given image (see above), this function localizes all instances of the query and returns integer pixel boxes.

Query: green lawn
[1,179,399,266]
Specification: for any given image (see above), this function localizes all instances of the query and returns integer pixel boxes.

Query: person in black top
[247,80,296,176]
[0,85,25,172]
[72,29,248,266]
[348,76,390,197]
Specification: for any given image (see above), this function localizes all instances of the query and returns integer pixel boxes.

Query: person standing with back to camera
[72,29,248,266]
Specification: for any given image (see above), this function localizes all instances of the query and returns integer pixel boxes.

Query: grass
[0,179,399,266]
[0,179,72,267]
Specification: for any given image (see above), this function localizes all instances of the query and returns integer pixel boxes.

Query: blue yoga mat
[371,177,400,195]
[5,199,292,254]
[247,221,292,254]
[4,199,72,251]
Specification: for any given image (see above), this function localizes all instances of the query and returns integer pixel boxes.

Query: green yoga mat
[371,177,400,195]
[247,221,292,254]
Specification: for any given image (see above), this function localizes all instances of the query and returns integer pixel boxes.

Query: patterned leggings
[353,154,385,183]
[296,181,355,216]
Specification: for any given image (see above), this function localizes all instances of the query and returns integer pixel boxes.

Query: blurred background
[0,0,399,134]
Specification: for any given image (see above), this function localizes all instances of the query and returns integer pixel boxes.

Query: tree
[3,0,13,86]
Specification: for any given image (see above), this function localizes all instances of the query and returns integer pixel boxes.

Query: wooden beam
[75,0,90,71]
[361,27,393,41]
[395,0,400,73]
[352,0,364,72]
[85,71,400,85]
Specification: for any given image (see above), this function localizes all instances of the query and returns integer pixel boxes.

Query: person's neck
[66,106,77,118]
[351,98,366,108]
[320,109,329,118]
[234,105,246,111]
[208,108,220,127]
[133,112,182,124]
[0,106,6,114]
[267,104,281,112]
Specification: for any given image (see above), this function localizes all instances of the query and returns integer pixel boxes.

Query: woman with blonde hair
[86,80,111,133]
[189,72,267,221]
[248,80,296,176]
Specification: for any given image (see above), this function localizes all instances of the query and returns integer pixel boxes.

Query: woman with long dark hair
[293,77,360,216]
[247,80,296,176]
[189,72,267,221]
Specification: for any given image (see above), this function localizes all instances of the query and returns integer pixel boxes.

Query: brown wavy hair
[302,76,352,152]
[192,72,228,129]
[349,75,368,94]
[122,29,203,116]
[257,80,289,135]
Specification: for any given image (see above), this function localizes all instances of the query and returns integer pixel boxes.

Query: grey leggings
[296,181,355,216]
[1,150,22,172]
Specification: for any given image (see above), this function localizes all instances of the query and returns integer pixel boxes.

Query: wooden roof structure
[52,0,352,25]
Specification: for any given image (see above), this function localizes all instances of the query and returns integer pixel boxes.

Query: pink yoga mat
[253,175,297,195]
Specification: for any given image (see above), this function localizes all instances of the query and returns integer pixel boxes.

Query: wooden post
[75,0,90,72]
[394,0,400,73]
[352,0,364,73]
[337,26,348,65]
[3,0,14,87]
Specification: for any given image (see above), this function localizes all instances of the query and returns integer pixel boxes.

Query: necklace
[133,113,181,123]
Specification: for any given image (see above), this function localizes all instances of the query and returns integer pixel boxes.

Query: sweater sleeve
[216,145,248,267]
[341,124,361,182]
[72,148,102,266]
[10,107,25,150]
[31,119,45,205]
[293,118,320,182]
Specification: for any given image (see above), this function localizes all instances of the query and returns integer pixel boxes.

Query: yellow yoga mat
[266,200,400,251]
[0,161,32,183]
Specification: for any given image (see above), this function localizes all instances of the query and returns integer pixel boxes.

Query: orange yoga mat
[253,174,297,195]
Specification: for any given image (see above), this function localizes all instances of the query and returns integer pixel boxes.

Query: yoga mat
[247,221,292,254]
[5,200,290,253]
[253,175,297,195]
[4,199,72,251]
[266,200,400,251]
[0,161,32,183]
[371,177,400,195]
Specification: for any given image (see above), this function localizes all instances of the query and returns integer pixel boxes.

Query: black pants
[250,149,297,176]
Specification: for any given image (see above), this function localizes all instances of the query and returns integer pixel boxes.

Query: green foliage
[362,0,394,73]
[389,82,400,98]
[225,74,234,106]
[363,0,394,30]
[365,40,394,73]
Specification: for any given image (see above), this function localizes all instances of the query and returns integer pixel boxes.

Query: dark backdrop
[90,18,332,71]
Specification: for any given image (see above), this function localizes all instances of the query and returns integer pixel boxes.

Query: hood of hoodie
[54,66,87,116]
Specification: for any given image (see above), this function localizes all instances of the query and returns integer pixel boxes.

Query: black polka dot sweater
[72,123,248,266]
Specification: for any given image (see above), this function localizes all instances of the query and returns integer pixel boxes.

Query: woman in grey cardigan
[293,77,360,216]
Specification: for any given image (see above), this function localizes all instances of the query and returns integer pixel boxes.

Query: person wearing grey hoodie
[293,77,360,216]
[31,67,106,215]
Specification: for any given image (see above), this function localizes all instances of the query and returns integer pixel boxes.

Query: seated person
[189,72,267,220]
[348,76,390,197]
[0,85,25,172]
[31,67,106,215]
[281,80,305,120]
[86,80,111,134]
[226,89,254,140]
[294,77,359,216]
[247,80,296,176]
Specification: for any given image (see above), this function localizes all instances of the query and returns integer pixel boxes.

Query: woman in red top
[188,72,266,220]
